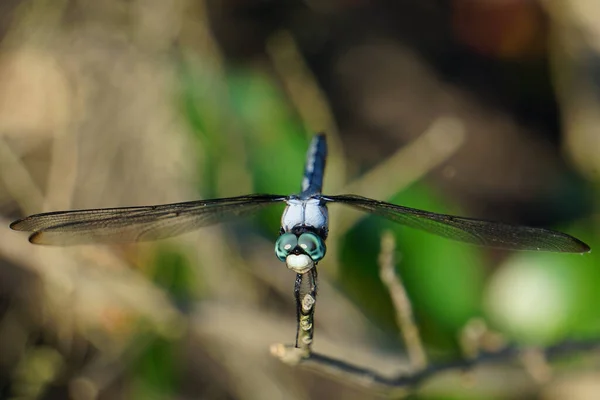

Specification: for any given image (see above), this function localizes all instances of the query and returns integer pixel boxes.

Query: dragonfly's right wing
[10,194,287,245]
[325,194,590,253]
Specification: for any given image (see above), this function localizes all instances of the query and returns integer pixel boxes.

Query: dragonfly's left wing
[11,194,286,245]
[324,194,590,253]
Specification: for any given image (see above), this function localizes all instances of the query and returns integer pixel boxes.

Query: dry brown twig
[378,230,427,372]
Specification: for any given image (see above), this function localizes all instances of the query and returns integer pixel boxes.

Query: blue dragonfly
[10,134,591,352]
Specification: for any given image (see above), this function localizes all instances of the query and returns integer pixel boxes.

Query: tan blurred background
[0,0,598,399]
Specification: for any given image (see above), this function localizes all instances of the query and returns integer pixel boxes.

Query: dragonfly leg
[294,273,302,347]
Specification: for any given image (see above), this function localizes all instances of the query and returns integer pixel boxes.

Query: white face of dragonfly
[285,253,314,274]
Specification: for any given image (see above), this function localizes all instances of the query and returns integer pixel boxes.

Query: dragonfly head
[275,230,326,274]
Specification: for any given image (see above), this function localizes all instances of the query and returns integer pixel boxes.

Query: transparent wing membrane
[11,195,286,245]
[325,194,590,253]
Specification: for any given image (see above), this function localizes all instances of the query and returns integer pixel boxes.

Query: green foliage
[151,245,201,307]
[130,336,180,400]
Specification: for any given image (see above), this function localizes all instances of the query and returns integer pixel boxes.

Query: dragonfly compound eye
[275,233,298,261]
[298,232,326,261]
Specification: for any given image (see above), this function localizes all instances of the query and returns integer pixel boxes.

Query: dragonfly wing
[325,195,590,253]
[10,194,287,245]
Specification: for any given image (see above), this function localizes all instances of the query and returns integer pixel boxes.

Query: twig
[377,231,427,371]
[271,339,600,392]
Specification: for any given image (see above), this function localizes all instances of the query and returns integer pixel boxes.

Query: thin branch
[271,339,600,392]
[377,231,427,371]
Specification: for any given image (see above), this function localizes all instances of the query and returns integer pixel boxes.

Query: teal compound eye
[275,233,298,261]
[297,232,326,261]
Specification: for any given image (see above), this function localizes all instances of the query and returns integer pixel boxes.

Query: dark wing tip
[10,218,29,231]
[561,232,591,254]
[577,240,592,254]
[28,231,72,246]
[28,232,46,245]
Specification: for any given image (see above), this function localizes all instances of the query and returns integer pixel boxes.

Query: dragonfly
[10,133,591,354]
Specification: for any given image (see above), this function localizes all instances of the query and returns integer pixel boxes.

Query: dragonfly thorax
[281,196,328,238]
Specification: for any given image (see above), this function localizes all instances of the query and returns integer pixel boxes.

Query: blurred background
[0,0,598,399]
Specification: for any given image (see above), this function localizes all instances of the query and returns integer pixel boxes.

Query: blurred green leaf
[150,245,201,309]
[130,336,179,400]
[226,69,307,193]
